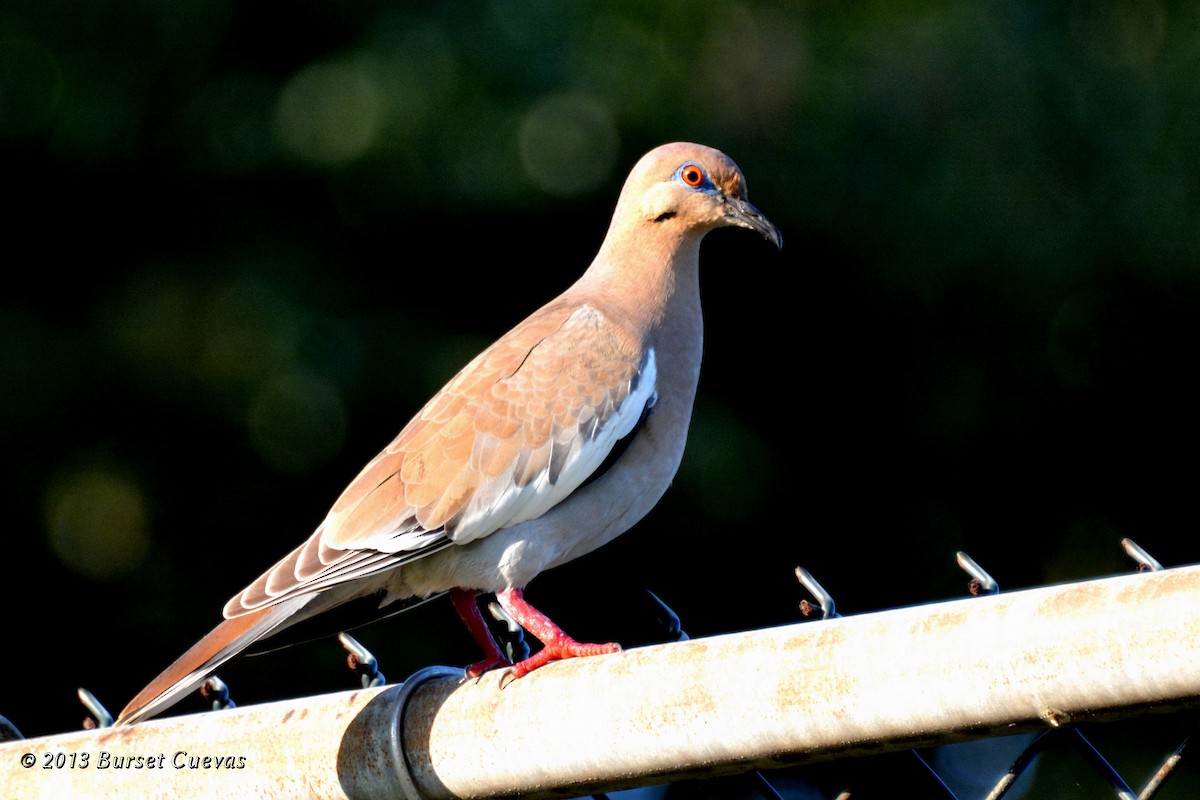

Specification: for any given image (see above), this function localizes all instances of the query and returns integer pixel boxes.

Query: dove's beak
[724,196,782,249]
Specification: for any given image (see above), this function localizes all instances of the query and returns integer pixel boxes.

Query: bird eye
[679,163,705,187]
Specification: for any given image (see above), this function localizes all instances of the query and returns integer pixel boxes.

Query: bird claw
[461,653,513,683]
[465,639,622,687]
[507,639,621,680]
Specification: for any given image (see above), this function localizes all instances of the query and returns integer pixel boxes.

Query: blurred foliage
[2,6,1200,792]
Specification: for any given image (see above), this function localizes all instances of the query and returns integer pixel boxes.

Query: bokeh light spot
[274,60,382,166]
[1069,0,1166,70]
[44,465,151,581]
[702,6,808,125]
[518,93,618,197]
[203,279,302,385]
[247,369,348,474]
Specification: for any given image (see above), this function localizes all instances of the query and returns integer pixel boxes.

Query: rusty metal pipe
[3,565,1199,798]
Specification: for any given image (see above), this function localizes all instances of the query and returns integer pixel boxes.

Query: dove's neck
[571,223,706,416]
[580,219,704,334]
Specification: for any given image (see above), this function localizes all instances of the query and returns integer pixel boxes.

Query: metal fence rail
[2,546,1197,799]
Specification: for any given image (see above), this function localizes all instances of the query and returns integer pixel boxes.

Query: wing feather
[223,300,655,618]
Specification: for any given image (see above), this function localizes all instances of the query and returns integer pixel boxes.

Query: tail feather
[116,594,315,725]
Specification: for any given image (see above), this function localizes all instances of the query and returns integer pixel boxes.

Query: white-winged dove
[116,142,781,725]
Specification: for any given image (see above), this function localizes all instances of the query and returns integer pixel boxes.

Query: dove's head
[616,142,782,250]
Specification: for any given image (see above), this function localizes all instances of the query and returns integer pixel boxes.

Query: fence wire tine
[957,554,1042,800]
[338,631,387,688]
[1139,732,1192,800]
[1113,534,1193,798]
[645,589,688,642]
[200,675,236,712]
[77,687,112,730]
[793,566,962,799]
[0,714,21,742]
[487,600,531,663]
[971,542,1157,800]
[750,769,786,799]
[1122,538,1164,572]
[1067,727,1138,799]
[909,749,959,800]
[795,566,836,619]
[956,551,999,595]
[955,553,1131,800]
[486,598,519,633]
[984,730,1054,800]
[981,726,1136,799]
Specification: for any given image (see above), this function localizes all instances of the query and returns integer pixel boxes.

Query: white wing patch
[447,348,657,544]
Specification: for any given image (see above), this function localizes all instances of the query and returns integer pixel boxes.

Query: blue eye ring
[674,161,710,190]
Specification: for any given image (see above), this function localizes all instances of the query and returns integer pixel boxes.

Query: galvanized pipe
[2,565,1198,799]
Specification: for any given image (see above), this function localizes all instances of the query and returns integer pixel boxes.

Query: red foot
[452,587,622,683]
[496,587,621,680]
[450,588,512,680]
[508,638,621,679]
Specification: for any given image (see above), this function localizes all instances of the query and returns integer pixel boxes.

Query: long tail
[115,594,315,726]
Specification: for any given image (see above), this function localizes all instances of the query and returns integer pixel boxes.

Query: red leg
[450,588,512,678]
[495,587,621,679]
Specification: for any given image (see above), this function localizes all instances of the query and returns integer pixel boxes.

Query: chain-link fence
[2,539,1196,799]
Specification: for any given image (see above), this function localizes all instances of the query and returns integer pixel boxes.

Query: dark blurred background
[2,0,1197,780]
